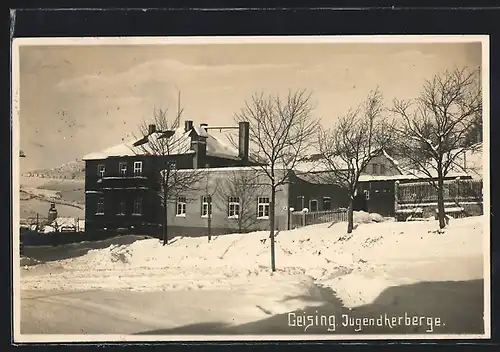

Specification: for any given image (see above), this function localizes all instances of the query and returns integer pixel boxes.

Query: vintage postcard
[12,35,490,342]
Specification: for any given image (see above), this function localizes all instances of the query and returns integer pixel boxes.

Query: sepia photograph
[11,35,490,342]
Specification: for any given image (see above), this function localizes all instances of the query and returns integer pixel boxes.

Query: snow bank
[21,216,485,308]
[353,211,385,224]
[20,256,42,267]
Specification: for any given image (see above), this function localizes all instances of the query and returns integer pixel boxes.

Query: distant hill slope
[23,160,85,180]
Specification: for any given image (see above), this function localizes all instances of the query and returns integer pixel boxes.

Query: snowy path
[21,289,276,335]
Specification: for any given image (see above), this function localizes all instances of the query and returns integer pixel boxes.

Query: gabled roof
[82,126,245,161]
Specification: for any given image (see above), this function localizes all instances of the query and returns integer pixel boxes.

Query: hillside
[23,160,85,180]
[19,176,85,220]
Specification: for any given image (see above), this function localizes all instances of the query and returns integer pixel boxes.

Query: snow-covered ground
[20,213,485,311]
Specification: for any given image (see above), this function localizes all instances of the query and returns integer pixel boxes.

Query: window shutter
[227,196,230,217]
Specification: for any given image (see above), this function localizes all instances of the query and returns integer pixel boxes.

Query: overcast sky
[17,41,482,172]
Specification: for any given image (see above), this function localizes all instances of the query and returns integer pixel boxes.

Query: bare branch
[390,66,482,229]
[318,88,389,194]
[234,89,318,188]
[390,67,482,183]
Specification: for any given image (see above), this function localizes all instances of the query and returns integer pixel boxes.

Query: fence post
[287,208,291,231]
[36,213,39,230]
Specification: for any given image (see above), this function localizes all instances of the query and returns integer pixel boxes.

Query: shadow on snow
[134,279,485,336]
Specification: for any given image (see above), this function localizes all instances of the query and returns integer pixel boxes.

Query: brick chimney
[238,121,250,162]
[184,120,193,132]
[148,124,156,135]
[191,123,208,169]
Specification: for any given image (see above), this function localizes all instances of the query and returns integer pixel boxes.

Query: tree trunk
[207,211,212,242]
[270,186,276,272]
[437,176,447,229]
[162,189,169,246]
[347,196,354,234]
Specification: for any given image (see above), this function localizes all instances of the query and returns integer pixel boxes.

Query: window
[372,163,379,175]
[132,197,142,215]
[201,196,212,217]
[176,196,187,217]
[322,197,331,211]
[257,197,270,219]
[97,164,105,177]
[309,199,318,212]
[119,162,127,176]
[364,190,370,200]
[228,196,240,218]
[133,161,143,176]
[380,164,386,175]
[117,199,126,215]
[96,197,104,215]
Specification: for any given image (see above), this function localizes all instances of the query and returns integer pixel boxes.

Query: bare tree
[134,106,204,245]
[390,67,482,229]
[200,169,220,242]
[215,169,264,234]
[317,88,393,234]
[234,89,318,271]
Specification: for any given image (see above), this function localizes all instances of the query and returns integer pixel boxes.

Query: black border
[7,5,499,350]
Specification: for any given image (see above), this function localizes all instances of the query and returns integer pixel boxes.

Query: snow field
[20,213,484,309]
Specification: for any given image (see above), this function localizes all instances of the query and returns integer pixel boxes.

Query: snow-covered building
[82,120,260,235]
[163,150,408,236]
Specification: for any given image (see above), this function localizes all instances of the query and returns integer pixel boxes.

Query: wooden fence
[290,209,348,229]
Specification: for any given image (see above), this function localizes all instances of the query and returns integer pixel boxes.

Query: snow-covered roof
[82,126,243,161]
[206,134,240,160]
[382,149,405,174]
[406,169,471,179]
[293,159,332,173]
[192,125,208,138]
[175,165,264,173]
[51,217,77,227]
[292,149,402,174]
[402,144,483,180]
[295,169,471,185]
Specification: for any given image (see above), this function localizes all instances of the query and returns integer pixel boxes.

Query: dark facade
[83,120,255,235]
[355,180,397,216]
[355,175,474,217]
[293,150,406,217]
[288,173,350,213]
